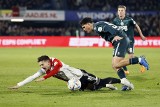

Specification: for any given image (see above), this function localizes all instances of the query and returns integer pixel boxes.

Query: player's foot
[121,78,134,90]
[121,85,132,91]
[139,56,149,70]
[140,65,146,73]
[106,84,118,90]
[124,70,129,75]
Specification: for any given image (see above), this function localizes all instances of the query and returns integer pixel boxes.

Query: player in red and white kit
[9,55,133,91]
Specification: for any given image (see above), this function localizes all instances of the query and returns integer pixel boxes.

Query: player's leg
[99,77,121,90]
[123,53,134,74]
[112,39,149,70]
[98,77,137,90]
[123,44,134,74]
[79,69,99,91]
[113,56,149,70]
[112,38,134,90]
[80,69,119,90]
[122,66,129,74]
[112,56,134,90]
[112,37,149,91]
[128,43,147,73]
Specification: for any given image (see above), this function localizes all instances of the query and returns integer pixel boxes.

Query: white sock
[120,78,127,83]
[138,57,141,63]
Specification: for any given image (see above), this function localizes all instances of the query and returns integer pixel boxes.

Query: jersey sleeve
[130,18,136,26]
[17,70,44,87]
[43,58,62,79]
[112,18,116,24]
[95,23,109,33]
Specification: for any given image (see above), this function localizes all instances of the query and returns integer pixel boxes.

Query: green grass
[0,47,160,107]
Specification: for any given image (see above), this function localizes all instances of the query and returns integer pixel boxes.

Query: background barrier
[0,36,160,47]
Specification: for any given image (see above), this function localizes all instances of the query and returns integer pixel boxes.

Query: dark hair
[37,55,50,62]
[79,17,93,26]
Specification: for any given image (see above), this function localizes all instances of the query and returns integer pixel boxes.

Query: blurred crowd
[0,0,160,36]
[0,21,79,36]
[1,0,159,11]
[66,0,160,11]
[1,14,159,36]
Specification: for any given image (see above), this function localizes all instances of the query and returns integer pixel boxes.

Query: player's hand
[112,36,123,43]
[141,36,146,41]
[8,85,20,89]
[35,78,45,82]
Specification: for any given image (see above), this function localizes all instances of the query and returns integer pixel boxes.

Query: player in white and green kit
[113,5,146,74]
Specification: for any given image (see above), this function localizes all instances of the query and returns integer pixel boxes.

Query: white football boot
[121,78,134,90]
[106,84,118,90]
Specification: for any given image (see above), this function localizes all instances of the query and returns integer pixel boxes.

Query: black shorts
[79,69,100,91]
[112,37,130,57]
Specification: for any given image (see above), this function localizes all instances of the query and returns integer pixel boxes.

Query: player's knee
[112,64,117,70]
[128,54,134,58]
[112,63,120,70]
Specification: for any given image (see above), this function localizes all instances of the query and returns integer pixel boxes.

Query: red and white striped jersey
[17,57,83,87]
[42,57,83,81]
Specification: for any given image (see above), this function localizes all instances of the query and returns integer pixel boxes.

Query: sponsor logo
[69,38,110,47]
[0,39,47,46]
[119,26,128,31]
[77,12,114,20]
[134,39,160,46]
[98,27,103,32]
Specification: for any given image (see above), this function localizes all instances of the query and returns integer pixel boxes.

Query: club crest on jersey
[98,27,103,32]
[120,21,124,26]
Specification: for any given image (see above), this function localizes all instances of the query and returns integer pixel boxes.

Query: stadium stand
[0,0,159,36]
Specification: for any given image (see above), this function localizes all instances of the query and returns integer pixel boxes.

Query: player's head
[79,17,94,33]
[117,5,126,19]
[38,55,51,71]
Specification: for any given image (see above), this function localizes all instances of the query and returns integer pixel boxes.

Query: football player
[9,55,133,91]
[80,17,149,90]
[113,5,146,74]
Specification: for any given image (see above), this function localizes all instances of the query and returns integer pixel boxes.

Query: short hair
[37,55,50,62]
[79,17,93,26]
[118,5,126,10]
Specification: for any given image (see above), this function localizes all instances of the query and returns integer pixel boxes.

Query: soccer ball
[67,77,81,91]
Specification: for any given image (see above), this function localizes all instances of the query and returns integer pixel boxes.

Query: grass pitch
[0,47,159,107]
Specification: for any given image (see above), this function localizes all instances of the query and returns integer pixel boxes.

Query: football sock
[122,66,127,71]
[99,77,121,87]
[129,57,139,64]
[117,68,126,79]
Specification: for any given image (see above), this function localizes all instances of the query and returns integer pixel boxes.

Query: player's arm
[35,59,62,82]
[9,70,44,89]
[111,36,123,43]
[131,18,146,41]
[135,24,146,41]
[102,23,123,43]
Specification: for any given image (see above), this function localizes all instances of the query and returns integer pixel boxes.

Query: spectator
[0,0,159,36]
